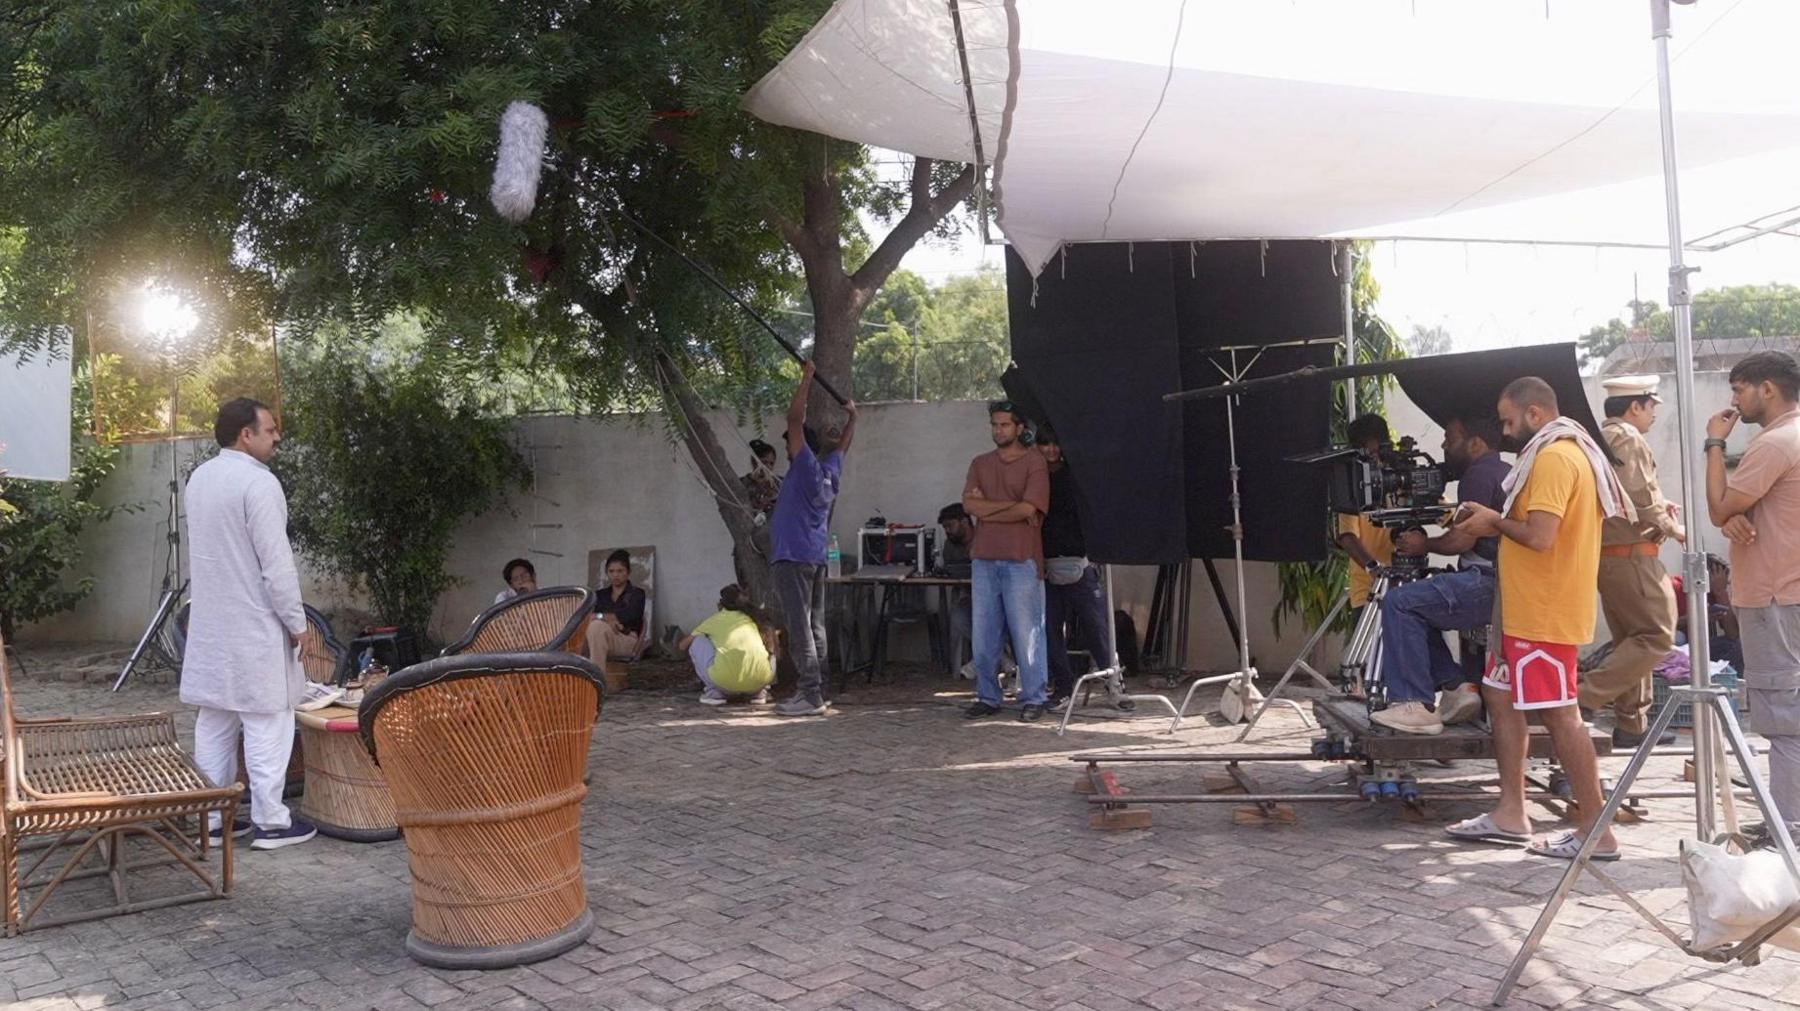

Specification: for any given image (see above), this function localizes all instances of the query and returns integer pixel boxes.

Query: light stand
[1056,565,1186,736]
[112,360,189,690]
[1173,338,1341,728]
[1237,247,1364,740]
[1494,1,1800,1000]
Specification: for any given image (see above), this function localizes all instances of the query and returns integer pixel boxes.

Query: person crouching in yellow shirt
[680,584,778,707]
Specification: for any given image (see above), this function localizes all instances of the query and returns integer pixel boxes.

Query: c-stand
[112,424,188,691]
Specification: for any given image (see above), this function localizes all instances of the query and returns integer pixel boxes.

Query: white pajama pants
[193,706,295,831]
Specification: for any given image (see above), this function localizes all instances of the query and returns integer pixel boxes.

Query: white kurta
[179,449,306,714]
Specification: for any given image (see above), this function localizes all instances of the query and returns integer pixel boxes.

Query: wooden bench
[2,633,240,935]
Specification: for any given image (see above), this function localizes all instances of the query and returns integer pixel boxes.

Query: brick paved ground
[6,646,1800,1010]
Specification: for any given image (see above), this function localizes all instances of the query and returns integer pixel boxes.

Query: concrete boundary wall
[21,372,1740,669]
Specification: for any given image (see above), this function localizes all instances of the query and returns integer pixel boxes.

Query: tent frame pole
[1647,0,1717,844]
[1339,242,1356,422]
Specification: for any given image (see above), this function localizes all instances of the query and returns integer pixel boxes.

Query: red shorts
[1482,637,1580,710]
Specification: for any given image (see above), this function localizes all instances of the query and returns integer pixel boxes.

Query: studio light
[136,283,199,342]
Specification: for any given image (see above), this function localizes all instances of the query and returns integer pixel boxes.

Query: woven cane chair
[2,633,240,935]
[358,651,604,968]
[300,604,347,684]
[441,586,595,657]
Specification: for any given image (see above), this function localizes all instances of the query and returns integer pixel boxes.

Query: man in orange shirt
[1449,377,1621,861]
[1336,414,1396,617]
[1705,351,1800,830]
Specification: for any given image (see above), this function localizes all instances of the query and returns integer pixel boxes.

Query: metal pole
[1652,0,1715,841]
[1339,242,1356,421]
[1103,564,1119,668]
[169,372,182,591]
[1225,351,1253,684]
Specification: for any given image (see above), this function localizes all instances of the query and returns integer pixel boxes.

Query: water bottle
[827,534,842,578]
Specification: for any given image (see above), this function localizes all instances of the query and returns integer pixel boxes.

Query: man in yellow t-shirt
[1449,377,1615,862]
[1337,414,1397,612]
[680,585,777,705]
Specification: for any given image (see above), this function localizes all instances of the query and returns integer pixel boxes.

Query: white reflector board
[0,346,73,482]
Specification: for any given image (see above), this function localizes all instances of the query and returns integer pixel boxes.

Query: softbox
[1005,240,1341,565]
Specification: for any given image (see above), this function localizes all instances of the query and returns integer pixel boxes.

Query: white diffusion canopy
[745,0,1800,273]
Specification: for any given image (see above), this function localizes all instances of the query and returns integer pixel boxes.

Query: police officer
[1586,375,1683,748]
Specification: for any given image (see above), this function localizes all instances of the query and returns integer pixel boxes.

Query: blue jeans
[1046,564,1112,698]
[973,559,1049,706]
[1378,568,1495,705]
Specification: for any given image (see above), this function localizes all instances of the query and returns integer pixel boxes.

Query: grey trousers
[773,561,828,706]
[1750,687,1800,826]
[1741,604,1800,825]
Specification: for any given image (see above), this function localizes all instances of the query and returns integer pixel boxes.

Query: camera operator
[1369,414,1511,736]
[1336,415,1396,620]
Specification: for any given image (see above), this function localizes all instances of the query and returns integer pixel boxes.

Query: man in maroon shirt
[962,401,1052,722]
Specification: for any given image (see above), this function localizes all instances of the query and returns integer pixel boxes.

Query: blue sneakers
[207,817,254,845]
[250,818,318,850]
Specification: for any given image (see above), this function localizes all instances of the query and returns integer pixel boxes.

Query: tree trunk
[806,279,858,423]
[649,349,775,613]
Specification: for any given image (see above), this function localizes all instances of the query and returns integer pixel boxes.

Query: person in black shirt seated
[590,548,648,663]
[1036,426,1131,711]
[939,502,974,571]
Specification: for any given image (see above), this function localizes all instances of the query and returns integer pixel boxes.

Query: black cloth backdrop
[1005,241,1340,565]
[1391,343,1607,455]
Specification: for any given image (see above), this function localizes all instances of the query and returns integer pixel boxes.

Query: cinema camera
[1295,436,1454,533]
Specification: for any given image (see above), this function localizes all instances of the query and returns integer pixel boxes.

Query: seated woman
[495,557,537,604]
[679,585,776,706]
[589,549,648,663]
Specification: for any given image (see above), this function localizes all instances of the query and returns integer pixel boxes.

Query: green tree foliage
[1576,284,1800,366]
[0,0,975,610]
[853,267,1009,401]
[0,372,133,639]
[1577,297,1661,367]
[274,341,529,637]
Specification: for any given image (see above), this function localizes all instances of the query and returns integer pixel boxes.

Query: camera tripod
[1236,557,1432,740]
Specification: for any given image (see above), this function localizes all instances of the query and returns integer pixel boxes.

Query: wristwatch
[1704,437,1728,452]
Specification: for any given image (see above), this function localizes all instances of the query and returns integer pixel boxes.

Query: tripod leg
[1237,591,1347,742]
[1492,695,1682,1005]
[112,587,179,692]
[1715,697,1800,875]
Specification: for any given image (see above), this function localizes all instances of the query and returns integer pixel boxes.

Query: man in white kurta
[180,398,315,849]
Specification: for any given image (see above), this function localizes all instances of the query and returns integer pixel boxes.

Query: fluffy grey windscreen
[489,101,549,223]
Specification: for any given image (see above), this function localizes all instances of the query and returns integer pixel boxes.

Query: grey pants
[1750,687,1800,826]
[1741,604,1800,825]
[773,561,828,706]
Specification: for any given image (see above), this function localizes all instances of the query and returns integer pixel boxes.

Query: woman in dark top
[590,549,647,663]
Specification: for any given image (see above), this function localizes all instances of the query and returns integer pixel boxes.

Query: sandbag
[1681,837,1800,953]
